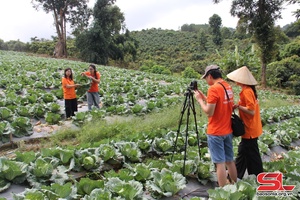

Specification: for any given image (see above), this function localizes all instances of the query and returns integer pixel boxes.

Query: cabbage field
[0,50,191,143]
[0,50,300,200]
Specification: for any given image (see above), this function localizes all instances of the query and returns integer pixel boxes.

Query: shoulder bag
[218,82,245,137]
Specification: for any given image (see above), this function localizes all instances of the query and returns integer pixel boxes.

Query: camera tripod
[171,87,201,176]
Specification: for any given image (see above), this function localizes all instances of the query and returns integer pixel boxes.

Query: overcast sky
[0,0,296,43]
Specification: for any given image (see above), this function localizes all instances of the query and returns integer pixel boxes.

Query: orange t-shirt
[238,86,262,139]
[206,81,233,135]
[62,77,76,99]
[84,71,101,92]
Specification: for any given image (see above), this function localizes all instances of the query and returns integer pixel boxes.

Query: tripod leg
[191,95,201,161]
[172,90,199,177]
[171,93,188,162]
[182,94,192,176]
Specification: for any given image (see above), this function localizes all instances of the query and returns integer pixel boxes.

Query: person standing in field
[194,65,237,187]
[81,64,101,110]
[227,66,263,179]
[62,68,80,119]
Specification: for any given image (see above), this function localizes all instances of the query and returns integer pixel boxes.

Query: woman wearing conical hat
[227,66,263,180]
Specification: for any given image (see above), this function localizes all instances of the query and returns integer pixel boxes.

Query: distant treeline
[0,21,300,94]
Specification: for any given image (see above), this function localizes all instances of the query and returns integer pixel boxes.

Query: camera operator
[194,65,237,187]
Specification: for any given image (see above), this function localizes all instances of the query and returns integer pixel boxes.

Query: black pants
[65,98,78,118]
[235,138,263,179]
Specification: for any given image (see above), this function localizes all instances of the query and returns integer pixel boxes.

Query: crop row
[0,130,210,199]
[1,140,299,199]
[1,112,300,199]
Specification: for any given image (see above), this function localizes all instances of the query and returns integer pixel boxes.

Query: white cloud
[0,0,296,43]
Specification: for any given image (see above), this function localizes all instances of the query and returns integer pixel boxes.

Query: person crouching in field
[81,64,101,110]
[227,66,263,180]
[62,68,80,119]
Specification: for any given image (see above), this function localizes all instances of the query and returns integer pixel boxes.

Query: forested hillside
[126,27,300,94]
[130,28,211,73]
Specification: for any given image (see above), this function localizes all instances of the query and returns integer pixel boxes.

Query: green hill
[130,28,218,74]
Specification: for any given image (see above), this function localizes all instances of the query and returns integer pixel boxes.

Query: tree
[181,24,190,32]
[181,23,210,33]
[281,38,300,58]
[209,14,223,46]
[198,30,208,51]
[31,0,92,58]
[284,20,300,37]
[212,0,284,87]
[0,39,8,50]
[274,26,290,45]
[233,18,251,39]
[5,40,29,52]
[221,27,234,39]
[76,0,137,65]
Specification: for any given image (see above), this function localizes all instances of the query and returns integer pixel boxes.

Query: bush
[139,65,150,72]
[280,38,300,59]
[150,65,171,75]
[293,81,300,95]
[267,55,300,94]
[181,66,200,79]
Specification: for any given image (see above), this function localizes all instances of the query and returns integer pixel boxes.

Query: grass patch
[43,128,80,148]
[48,102,207,148]
[76,104,186,144]
[260,98,294,108]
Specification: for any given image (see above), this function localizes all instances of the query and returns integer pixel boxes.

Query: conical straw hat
[227,66,258,85]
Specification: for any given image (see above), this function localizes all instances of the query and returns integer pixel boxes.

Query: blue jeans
[87,92,100,110]
[207,133,234,163]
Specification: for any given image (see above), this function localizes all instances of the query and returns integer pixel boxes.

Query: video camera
[189,80,198,91]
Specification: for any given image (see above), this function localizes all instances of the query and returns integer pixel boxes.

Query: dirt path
[0,101,88,157]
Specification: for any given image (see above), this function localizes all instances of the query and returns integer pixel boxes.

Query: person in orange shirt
[81,64,101,110]
[62,68,80,119]
[227,66,263,179]
[194,65,237,187]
